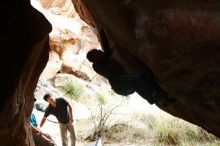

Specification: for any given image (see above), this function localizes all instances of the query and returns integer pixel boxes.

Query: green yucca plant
[96,92,106,105]
[59,80,84,101]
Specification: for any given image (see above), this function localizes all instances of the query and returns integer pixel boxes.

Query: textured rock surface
[40,50,62,80]
[38,0,76,17]
[34,0,101,81]
[1,1,220,145]
[0,1,51,145]
[72,0,220,137]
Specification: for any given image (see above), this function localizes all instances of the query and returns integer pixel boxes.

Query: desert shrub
[148,114,219,145]
[102,123,151,144]
[96,92,106,105]
[84,91,125,141]
[207,141,220,146]
[132,112,219,145]
[59,80,84,101]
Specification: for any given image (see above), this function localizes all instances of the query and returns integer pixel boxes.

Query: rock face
[1,1,220,145]
[33,0,101,82]
[0,1,51,145]
[72,0,220,137]
[38,0,76,17]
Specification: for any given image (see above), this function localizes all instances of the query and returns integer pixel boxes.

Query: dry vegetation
[58,77,220,146]
[75,113,220,146]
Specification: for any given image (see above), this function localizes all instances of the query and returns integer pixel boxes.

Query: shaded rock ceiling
[73,0,220,138]
[0,0,220,145]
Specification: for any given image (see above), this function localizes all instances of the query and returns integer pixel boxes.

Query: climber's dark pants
[110,70,161,104]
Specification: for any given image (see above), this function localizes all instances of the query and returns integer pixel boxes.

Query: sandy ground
[33,106,92,146]
[32,92,162,146]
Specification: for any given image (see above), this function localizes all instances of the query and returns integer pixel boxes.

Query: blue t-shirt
[30,113,38,127]
[44,98,69,124]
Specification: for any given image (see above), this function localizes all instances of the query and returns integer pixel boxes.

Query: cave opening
[0,0,219,145]
[30,0,220,145]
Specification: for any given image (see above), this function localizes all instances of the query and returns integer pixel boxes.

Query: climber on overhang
[87,28,175,106]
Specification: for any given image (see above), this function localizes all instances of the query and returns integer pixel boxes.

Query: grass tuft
[59,80,84,101]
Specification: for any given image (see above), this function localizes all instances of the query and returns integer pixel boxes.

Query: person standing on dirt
[40,93,76,146]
